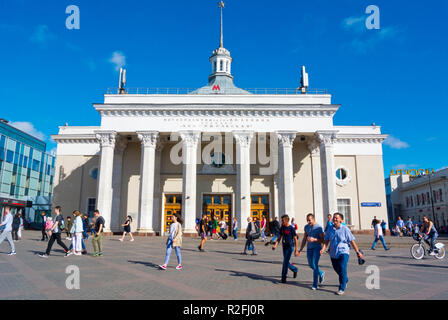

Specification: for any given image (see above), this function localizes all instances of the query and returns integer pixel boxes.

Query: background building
[387,167,448,230]
[0,119,55,228]
[51,7,388,236]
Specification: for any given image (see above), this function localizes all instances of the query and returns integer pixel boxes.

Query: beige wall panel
[120,142,141,231]
[355,155,388,230]
[292,142,314,226]
[334,156,360,229]
[53,155,98,216]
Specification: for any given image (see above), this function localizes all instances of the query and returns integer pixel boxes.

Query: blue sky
[0,0,447,177]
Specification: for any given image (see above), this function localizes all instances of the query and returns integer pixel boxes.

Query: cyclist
[421,216,438,255]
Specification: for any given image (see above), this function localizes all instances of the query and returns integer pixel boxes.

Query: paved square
[0,231,447,300]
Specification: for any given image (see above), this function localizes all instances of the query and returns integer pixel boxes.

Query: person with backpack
[272,215,298,284]
[65,216,74,240]
[39,206,70,258]
[0,206,16,255]
[159,212,183,270]
[218,219,228,240]
[242,217,258,255]
[265,217,281,247]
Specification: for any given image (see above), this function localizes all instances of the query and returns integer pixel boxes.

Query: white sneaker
[119,238,123,242]
[8,251,16,256]
[336,290,345,295]
[429,251,436,256]
[130,239,135,242]
[65,252,74,257]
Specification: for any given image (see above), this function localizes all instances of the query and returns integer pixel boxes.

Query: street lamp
[428,172,437,228]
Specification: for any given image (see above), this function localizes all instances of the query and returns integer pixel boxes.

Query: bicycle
[410,233,445,260]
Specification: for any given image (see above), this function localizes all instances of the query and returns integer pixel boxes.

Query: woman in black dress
[119,216,135,242]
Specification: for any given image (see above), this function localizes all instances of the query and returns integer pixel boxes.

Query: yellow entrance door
[164,194,182,233]
[203,194,232,233]
[251,195,270,232]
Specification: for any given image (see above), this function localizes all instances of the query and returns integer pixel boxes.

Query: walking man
[232,217,238,241]
[298,213,325,290]
[0,206,16,255]
[40,212,48,241]
[321,213,363,295]
[39,206,70,258]
[371,219,389,251]
[92,210,105,257]
[198,214,208,252]
[242,217,257,255]
[272,215,298,283]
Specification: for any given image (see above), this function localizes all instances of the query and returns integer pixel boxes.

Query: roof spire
[218,1,225,48]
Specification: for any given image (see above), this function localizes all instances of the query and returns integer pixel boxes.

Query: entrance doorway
[251,195,270,232]
[203,194,232,233]
[164,194,182,233]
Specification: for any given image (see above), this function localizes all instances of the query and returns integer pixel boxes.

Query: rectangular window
[32,159,40,171]
[411,196,414,207]
[6,150,14,163]
[337,199,352,225]
[87,198,96,217]
[23,156,28,168]
[440,189,443,202]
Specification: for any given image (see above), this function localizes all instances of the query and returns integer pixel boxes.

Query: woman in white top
[68,211,84,256]
[159,212,183,271]
[371,219,389,251]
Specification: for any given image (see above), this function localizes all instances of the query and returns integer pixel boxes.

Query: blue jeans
[331,254,349,292]
[307,247,324,288]
[261,227,266,241]
[244,238,256,253]
[282,246,298,281]
[164,239,182,265]
[233,228,238,240]
[425,231,438,252]
[372,235,388,250]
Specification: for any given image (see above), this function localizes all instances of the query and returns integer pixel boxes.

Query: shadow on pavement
[387,262,448,269]
[128,260,160,269]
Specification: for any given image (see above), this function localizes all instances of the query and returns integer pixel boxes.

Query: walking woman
[120,216,135,242]
[159,212,183,270]
[298,214,325,290]
[67,211,84,256]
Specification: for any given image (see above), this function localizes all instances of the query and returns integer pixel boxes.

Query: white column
[95,131,117,232]
[277,131,296,218]
[180,131,201,234]
[317,131,338,217]
[110,136,127,232]
[137,131,159,234]
[233,131,254,232]
[308,138,324,226]
[153,138,167,235]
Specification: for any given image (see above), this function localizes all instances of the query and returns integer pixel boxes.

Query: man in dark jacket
[11,213,21,241]
[242,217,257,255]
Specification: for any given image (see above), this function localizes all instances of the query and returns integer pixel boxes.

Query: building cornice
[94,104,340,118]
[50,134,98,144]
[335,134,388,144]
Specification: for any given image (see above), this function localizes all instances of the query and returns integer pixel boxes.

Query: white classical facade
[51,9,389,235]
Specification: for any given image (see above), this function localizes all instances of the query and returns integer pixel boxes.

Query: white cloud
[109,51,126,71]
[29,25,56,44]
[9,122,46,141]
[49,147,57,156]
[342,15,366,33]
[384,136,409,149]
[392,164,419,171]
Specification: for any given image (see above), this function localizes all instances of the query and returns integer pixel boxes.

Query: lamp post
[428,172,437,229]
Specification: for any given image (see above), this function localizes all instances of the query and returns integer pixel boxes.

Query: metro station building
[51,18,389,235]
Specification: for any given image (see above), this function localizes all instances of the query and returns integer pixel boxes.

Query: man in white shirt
[0,206,16,255]
[371,219,389,251]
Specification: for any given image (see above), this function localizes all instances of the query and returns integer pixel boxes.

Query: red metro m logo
[212,84,221,92]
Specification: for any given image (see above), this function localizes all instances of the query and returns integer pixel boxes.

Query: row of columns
[95,130,338,233]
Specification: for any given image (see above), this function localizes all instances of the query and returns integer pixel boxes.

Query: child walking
[119,216,135,242]
[159,212,183,270]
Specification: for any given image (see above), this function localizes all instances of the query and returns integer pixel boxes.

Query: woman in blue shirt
[298,214,325,290]
[321,213,363,295]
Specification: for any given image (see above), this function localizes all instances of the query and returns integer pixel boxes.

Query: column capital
[115,135,128,154]
[232,131,254,148]
[307,138,320,157]
[179,131,201,148]
[95,131,117,148]
[276,131,297,148]
[316,130,338,146]
[137,131,159,148]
